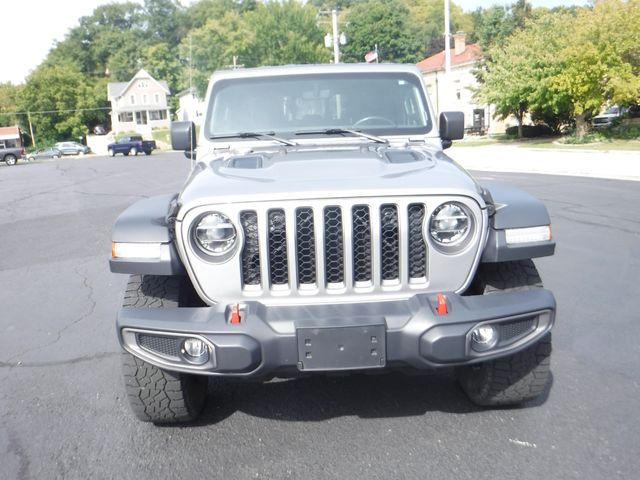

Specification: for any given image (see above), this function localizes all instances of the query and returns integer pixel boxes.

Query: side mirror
[171,121,196,154]
[439,111,464,149]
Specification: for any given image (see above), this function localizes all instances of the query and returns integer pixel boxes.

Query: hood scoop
[385,149,425,164]
[229,155,264,169]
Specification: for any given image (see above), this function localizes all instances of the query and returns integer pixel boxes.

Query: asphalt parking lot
[1,152,639,479]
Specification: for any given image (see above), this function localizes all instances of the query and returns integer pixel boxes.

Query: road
[1,152,639,479]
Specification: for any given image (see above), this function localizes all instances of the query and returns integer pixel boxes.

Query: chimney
[453,32,466,56]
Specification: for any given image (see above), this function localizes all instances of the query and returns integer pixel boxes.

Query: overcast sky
[2,0,588,85]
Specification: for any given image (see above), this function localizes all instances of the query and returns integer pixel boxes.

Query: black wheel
[457,260,552,406]
[4,154,17,166]
[121,274,208,424]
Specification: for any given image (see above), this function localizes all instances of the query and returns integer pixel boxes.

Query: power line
[0,107,111,115]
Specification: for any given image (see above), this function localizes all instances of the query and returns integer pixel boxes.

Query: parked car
[93,125,107,135]
[27,147,62,161]
[110,64,557,424]
[55,141,91,155]
[107,135,156,156]
[591,105,628,128]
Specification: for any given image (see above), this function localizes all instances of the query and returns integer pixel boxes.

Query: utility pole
[444,0,451,75]
[331,9,340,63]
[27,111,36,149]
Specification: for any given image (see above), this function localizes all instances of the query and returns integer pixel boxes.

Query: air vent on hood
[384,150,423,164]
[231,155,263,169]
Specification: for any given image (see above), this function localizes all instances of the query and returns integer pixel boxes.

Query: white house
[108,69,171,135]
[417,33,503,135]
[176,87,206,126]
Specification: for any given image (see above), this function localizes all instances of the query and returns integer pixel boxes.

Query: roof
[0,126,20,140]
[107,68,170,100]
[416,44,482,73]
[209,63,424,82]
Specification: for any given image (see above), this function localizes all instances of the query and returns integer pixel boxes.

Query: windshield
[604,106,619,115]
[206,72,432,139]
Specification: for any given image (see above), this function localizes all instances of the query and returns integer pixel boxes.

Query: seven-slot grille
[239,201,428,292]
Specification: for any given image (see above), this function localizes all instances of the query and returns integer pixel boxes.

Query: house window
[149,110,167,121]
[154,93,160,104]
[143,94,148,104]
[130,95,135,105]
[135,111,148,125]
[118,112,134,122]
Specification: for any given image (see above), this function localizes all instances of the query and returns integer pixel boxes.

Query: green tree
[19,64,99,145]
[0,83,23,128]
[243,1,329,67]
[342,0,423,63]
[550,0,640,136]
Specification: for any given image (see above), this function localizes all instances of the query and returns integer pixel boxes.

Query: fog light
[181,338,209,365]
[470,325,499,352]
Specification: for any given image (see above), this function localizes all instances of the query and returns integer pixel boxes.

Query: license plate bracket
[296,324,386,371]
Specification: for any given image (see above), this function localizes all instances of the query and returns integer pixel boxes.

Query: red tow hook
[436,293,448,315]
[229,304,242,324]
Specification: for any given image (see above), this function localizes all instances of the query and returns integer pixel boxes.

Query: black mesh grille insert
[352,205,372,283]
[137,334,180,358]
[324,206,344,284]
[380,204,400,281]
[408,204,427,279]
[268,209,289,285]
[240,211,261,286]
[499,318,536,342]
[296,207,317,284]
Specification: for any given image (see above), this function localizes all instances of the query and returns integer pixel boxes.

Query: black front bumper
[117,289,555,376]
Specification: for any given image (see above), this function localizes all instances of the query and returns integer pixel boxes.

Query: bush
[505,124,556,138]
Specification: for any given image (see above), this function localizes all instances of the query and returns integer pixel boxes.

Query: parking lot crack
[4,266,97,363]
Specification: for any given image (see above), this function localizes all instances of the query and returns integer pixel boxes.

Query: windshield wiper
[209,131,298,146]
[294,128,388,144]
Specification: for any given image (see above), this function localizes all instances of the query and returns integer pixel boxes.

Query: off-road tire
[121,274,207,423]
[457,260,551,406]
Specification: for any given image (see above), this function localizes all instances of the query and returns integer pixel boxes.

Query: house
[108,69,171,135]
[417,33,503,135]
[176,87,206,126]
[0,126,23,148]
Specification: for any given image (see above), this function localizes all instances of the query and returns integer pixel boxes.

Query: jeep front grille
[238,200,428,293]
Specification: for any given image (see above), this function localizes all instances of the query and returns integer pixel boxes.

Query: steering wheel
[353,116,396,127]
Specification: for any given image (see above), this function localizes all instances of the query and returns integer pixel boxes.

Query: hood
[177,144,484,215]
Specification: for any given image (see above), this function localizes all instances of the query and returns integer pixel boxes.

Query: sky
[2,0,589,85]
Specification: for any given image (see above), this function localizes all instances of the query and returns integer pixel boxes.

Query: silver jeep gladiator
[110,64,556,424]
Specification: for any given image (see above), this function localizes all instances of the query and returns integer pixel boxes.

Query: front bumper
[117,289,555,377]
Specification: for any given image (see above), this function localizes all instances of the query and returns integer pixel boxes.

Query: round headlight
[194,212,237,256]
[429,202,472,246]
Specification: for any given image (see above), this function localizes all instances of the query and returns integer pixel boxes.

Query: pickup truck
[110,64,556,424]
[107,135,156,157]
[0,145,25,166]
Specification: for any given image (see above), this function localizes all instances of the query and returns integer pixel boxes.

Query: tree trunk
[575,112,589,138]
[516,110,524,139]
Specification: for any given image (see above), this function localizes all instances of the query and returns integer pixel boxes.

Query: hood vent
[231,155,264,169]
[385,149,423,164]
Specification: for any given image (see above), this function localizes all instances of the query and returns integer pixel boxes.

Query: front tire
[121,274,208,423]
[457,260,552,406]
[5,154,17,166]
[108,148,115,157]
[130,147,138,156]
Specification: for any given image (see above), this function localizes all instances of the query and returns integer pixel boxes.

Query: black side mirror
[171,121,196,155]
[439,111,464,149]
